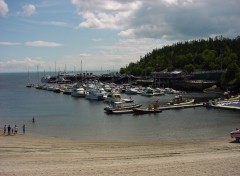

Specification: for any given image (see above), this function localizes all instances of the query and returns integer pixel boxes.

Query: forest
[120,36,240,89]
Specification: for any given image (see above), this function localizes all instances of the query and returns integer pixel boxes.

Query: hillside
[120,36,240,90]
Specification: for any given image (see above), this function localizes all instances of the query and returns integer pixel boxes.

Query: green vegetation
[120,36,240,89]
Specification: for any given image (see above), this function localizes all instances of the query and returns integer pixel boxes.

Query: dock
[159,103,203,111]
[207,105,240,111]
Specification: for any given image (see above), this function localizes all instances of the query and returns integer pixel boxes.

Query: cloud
[0,42,21,46]
[92,38,103,42]
[71,0,240,40]
[0,57,45,72]
[0,0,8,16]
[25,41,63,47]
[47,21,67,27]
[71,0,142,29]
[17,4,36,16]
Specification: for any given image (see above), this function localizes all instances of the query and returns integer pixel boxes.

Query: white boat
[142,87,154,97]
[86,88,104,101]
[168,95,195,106]
[71,87,86,97]
[63,87,72,95]
[153,88,165,96]
[104,102,142,114]
[104,92,122,104]
[125,87,141,95]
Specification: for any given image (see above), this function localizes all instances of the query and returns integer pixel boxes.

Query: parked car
[230,128,240,142]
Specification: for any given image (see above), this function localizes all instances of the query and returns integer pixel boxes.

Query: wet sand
[1,129,240,176]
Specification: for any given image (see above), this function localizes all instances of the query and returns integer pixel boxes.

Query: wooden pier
[207,105,240,111]
[158,103,203,111]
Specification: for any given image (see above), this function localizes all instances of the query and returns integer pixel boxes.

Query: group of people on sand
[2,124,25,135]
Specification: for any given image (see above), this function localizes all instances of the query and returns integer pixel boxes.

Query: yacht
[71,87,86,97]
[104,92,122,104]
[85,88,104,101]
[142,87,154,97]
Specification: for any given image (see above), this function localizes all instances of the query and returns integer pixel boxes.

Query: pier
[207,105,240,111]
[159,103,203,111]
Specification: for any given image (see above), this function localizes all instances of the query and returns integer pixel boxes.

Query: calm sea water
[0,72,239,142]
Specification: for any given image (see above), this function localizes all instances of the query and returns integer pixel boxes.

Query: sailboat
[26,69,34,88]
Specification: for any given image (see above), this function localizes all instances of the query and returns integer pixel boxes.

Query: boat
[168,95,194,106]
[104,92,122,104]
[63,87,72,95]
[26,83,34,88]
[86,88,104,101]
[230,128,240,142]
[125,87,141,95]
[133,107,162,114]
[122,97,134,103]
[133,103,162,114]
[53,86,61,93]
[71,87,86,97]
[224,94,240,101]
[104,102,142,114]
[26,70,34,88]
[141,87,154,97]
[153,88,165,96]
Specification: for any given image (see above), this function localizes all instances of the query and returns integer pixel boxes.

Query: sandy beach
[1,129,240,176]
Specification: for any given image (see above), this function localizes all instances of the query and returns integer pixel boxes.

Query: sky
[0,0,240,73]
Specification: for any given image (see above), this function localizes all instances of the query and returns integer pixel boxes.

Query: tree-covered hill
[120,36,240,90]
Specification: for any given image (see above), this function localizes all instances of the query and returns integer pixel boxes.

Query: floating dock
[207,105,240,111]
[158,103,203,111]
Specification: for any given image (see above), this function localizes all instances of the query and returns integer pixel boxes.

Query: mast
[81,60,83,83]
[37,65,39,85]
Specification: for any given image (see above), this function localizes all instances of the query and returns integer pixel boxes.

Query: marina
[0,72,240,142]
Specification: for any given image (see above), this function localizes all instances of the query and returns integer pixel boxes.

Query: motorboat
[104,102,142,114]
[86,88,104,101]
[26,83,34,88]
[63,87,72,95]
[142,87,154,97]
[133,107,162,114]
[104,92,122,104]
[133,103,162,114]
[168,95,194,106]
[125,87,141,95]
[230,128,240,142]
[71,87,86,97]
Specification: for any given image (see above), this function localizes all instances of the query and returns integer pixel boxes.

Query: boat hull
[133,108,162,114]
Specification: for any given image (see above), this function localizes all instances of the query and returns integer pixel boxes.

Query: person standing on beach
[22,124,25,134]
[7,125,11,135]
[3,125,6,135]
[32,117,35,123]
[14,125,18,134]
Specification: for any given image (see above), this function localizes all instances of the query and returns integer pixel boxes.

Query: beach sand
[1,129,240,176]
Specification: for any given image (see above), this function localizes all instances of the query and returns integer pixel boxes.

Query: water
[0,72,240,142]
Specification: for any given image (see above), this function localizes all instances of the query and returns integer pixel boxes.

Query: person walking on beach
[22,124,25,134]
[32,117,35,123]
[3,125,6,135]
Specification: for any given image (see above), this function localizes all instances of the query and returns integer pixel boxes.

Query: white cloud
[72,0,240,40]
[0,0,8,16]
[23,4,36,16]
[18,4,36,16]
[71,0,142,29]
[0,57,45,72]
[0,42,21,46]
[47,21,67,27]
[25,41,63,47]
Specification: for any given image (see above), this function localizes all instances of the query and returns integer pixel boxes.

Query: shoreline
[1,129,240,175]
